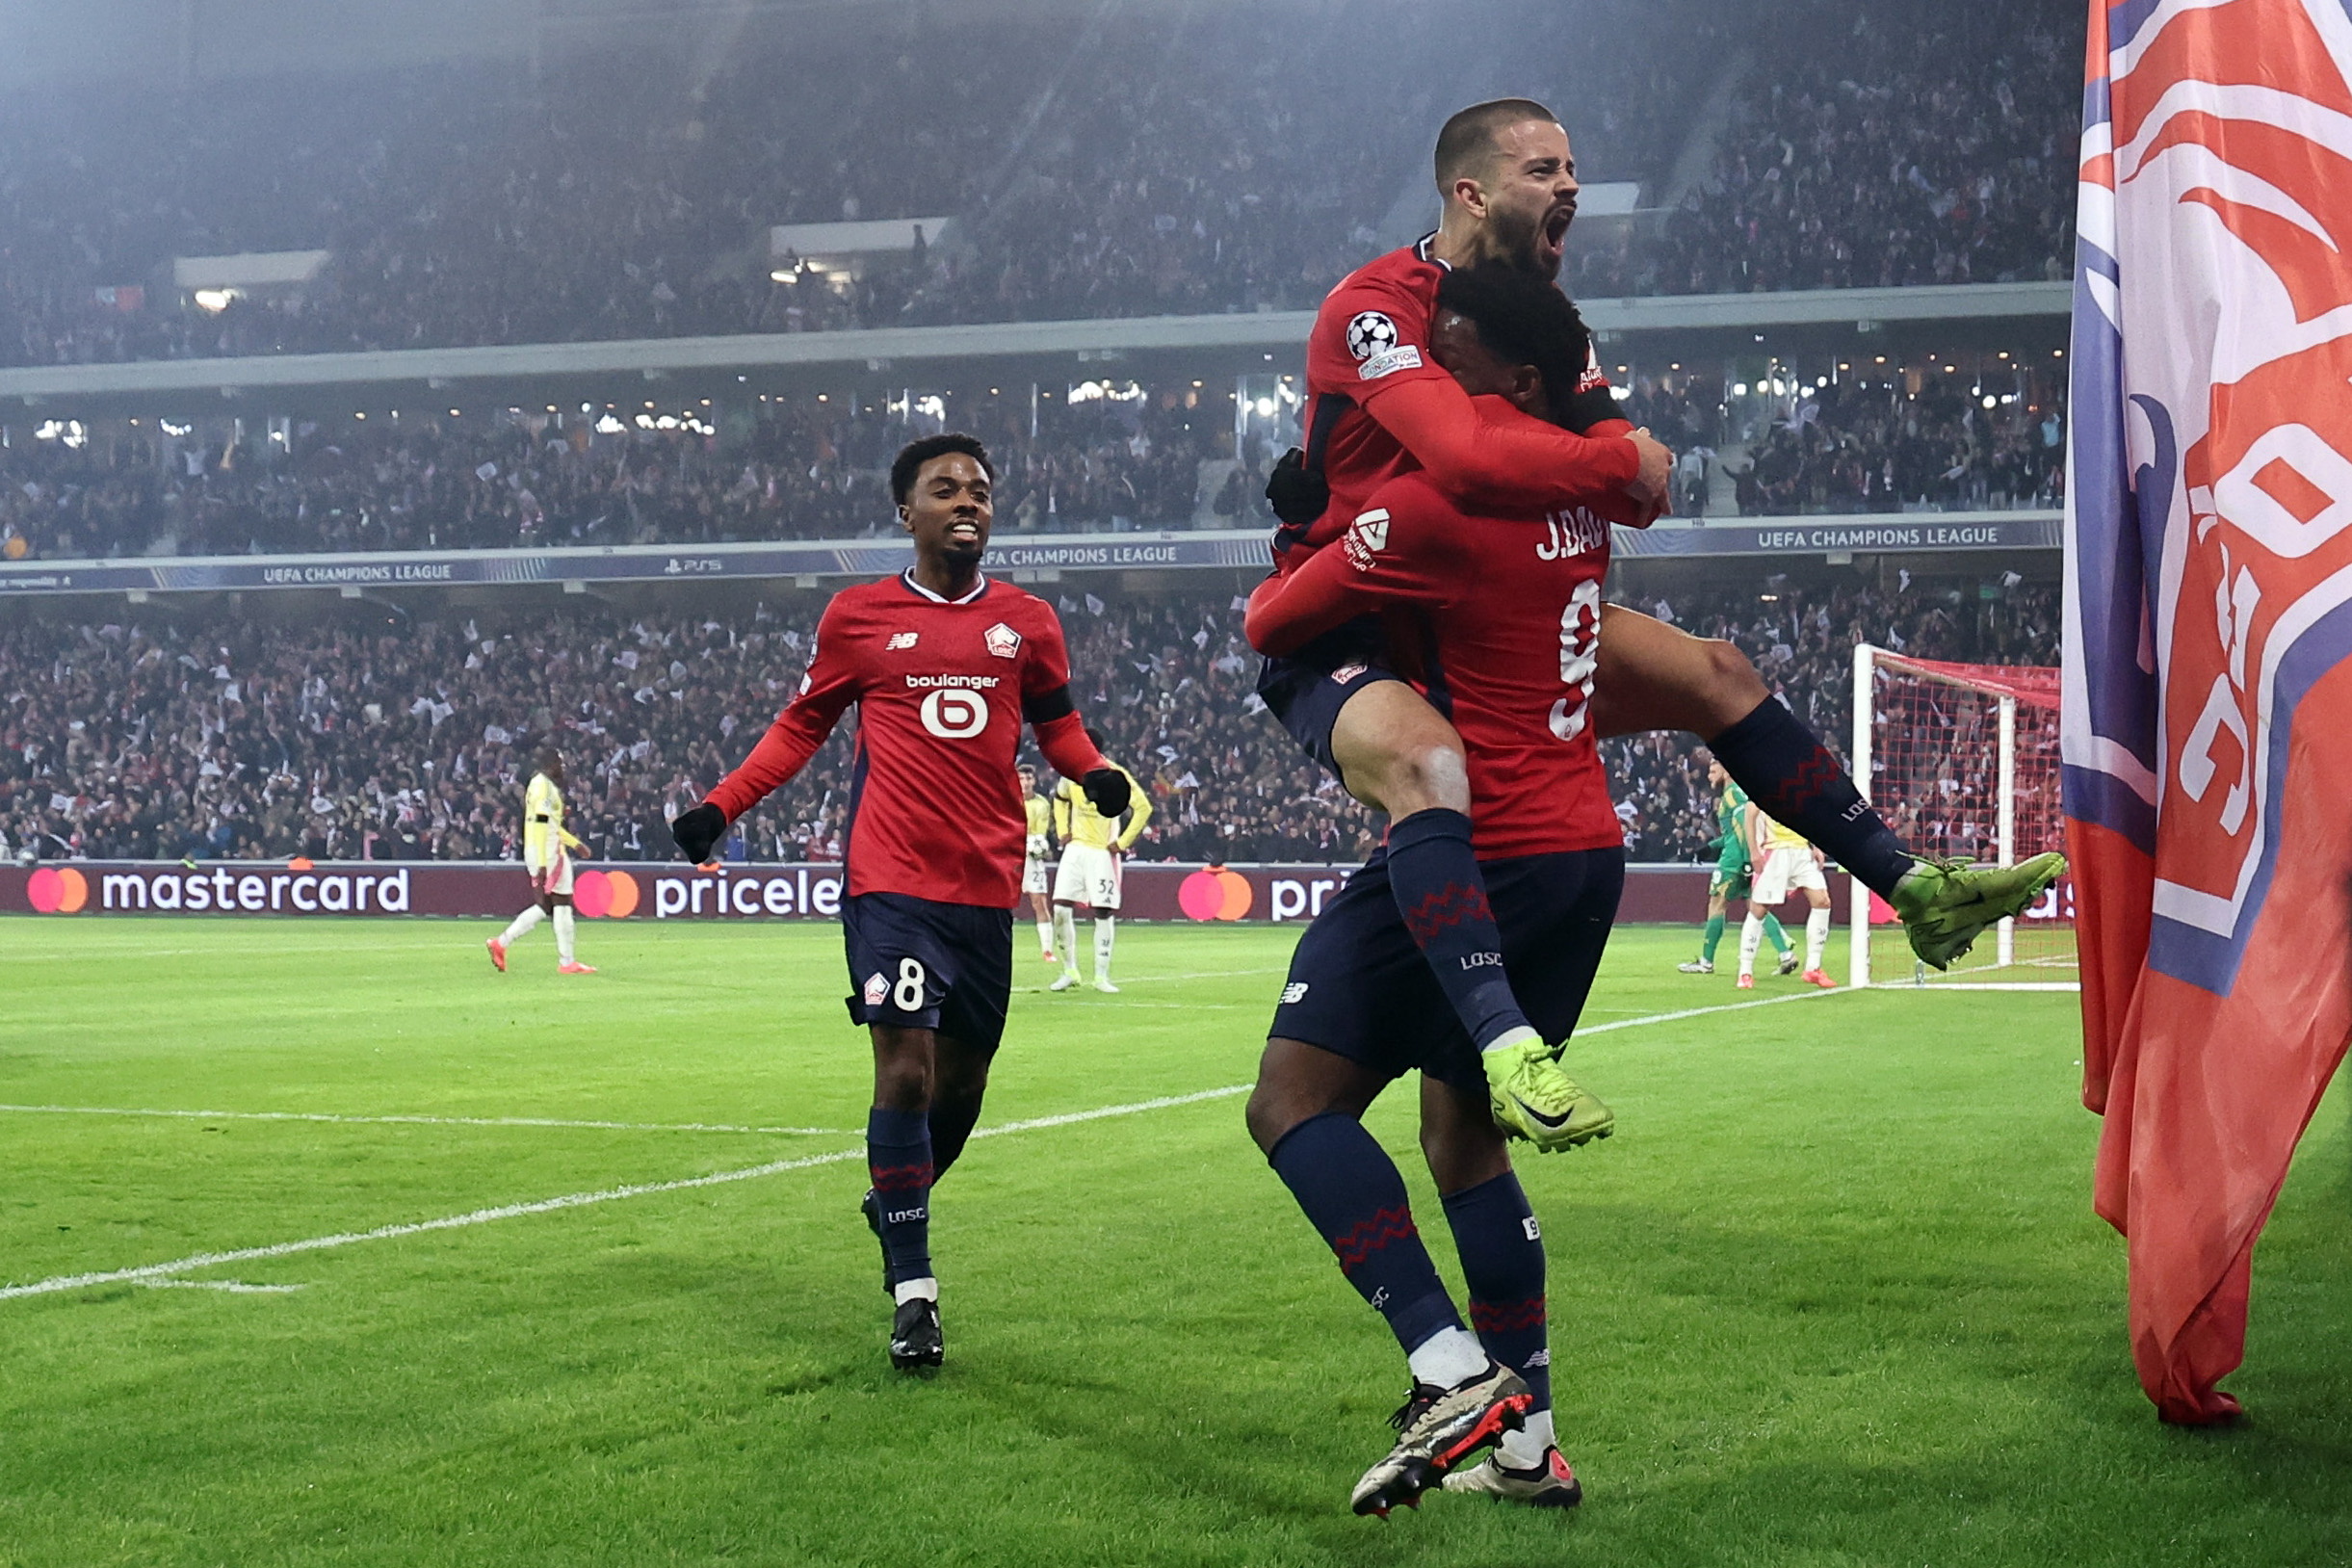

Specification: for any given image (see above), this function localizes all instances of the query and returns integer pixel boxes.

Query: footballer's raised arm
[1359,371,1658,517]
[701,600,862,825]
[1245,486,1452,657]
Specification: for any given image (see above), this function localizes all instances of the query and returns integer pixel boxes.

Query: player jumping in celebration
[486,746,596,976]
[1680,752,1795,977]
[664,434,1131,1372]
[1048,741,1148,994]
[1254,99,2063,1137]
[1244,263,1633,1515]
[1018,764,1057,962]
[1738,798,1835,990]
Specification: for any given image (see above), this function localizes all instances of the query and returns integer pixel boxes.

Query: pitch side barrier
[0,513,2059,599]
[2,861,1754,924]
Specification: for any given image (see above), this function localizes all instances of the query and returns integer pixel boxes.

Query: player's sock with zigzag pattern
[1385,809,1530,1053]
[866,1107,934,1293]
[1711,698,1913,899]
[1699,912,1726,962]
[1269,1112,1464,1355]
[1442,1171,1549,1461]
[1763,911,1792,956]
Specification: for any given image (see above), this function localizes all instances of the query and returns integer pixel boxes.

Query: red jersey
[1247,466,1621,860]
[1290,236,1645,568]
[708,572,1106,907]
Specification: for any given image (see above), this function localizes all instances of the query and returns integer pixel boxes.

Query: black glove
[1265,447,1329,529]
[668,802,726,864]
[1080,768,1132,820]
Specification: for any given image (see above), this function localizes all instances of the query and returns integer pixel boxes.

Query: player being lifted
[1739,797,1835,990]
[486,745,596,976]
[1254,98,2063,1137]
[1017,764,1057,963]
[1048,739,1148,995]
[1679,751,1796,977]
[1244,264,1634,1514]
[664,434,1131,1372]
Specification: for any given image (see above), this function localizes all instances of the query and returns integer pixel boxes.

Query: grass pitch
[2,916,2345,1568]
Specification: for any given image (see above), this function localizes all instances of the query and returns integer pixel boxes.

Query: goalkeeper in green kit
[1680,752,1795,977]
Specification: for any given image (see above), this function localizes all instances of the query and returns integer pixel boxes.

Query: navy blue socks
[1709,698,1914,899]
[1268,1111,1464,1354]
[1385,809,1531,1052]
[866,1106,934,1288]
[1442,1171,1551,1412]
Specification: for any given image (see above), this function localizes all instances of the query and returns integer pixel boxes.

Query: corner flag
[2064,0,2352,1423]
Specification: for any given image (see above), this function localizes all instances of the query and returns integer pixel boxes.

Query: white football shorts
[1053,843,1121,910]
[1022,853,1052,897]
[1750,844,1825,905]
[529,847,576,898]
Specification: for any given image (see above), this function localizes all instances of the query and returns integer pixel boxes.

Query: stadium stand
[0,0,2074,366]
[0,353,2063,562]
[0,579,2056,868]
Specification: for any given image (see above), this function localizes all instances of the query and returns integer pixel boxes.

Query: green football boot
[1482,1031,1613,1152]
[1888,851,2067,971]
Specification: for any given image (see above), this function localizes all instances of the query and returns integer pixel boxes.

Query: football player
[486,746,595,976]
[1048,739,1149,994]
[666,434,1130,1372]
[1018,764,1057,962]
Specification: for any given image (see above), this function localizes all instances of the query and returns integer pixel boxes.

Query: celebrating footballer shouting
[1245,265,1633,1516]
[1253,98,2064,1142]
[664,434,1132,1372]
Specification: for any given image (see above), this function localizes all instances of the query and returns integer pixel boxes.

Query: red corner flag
[2064,0,2352,1423]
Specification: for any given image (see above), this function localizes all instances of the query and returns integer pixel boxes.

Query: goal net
[1847,645,2075,988]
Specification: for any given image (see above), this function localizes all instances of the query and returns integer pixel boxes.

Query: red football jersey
[1294,236,1637,564]
[1249,468,1621,860]
[708,572,1094,907]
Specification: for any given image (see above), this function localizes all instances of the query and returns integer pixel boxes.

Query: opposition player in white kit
[1049,744,1149,994]
[1738,800,1832,990]
[486,745,597,976]
[1018,764,1058,962]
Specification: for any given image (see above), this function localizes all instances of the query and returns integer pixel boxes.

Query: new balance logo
[1525,1347,1551,1369]
[1280,981,1310,1004]
[885,631,919,650]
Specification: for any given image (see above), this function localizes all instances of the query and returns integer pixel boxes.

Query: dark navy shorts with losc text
[841,892,1014,1053]
[1254,615,1409,777]
[1269,848,1626,1090]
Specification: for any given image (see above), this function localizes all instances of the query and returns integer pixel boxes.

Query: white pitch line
[1576,985,1855,1034]
[0,1105,854,1137]
[1890,981,2081,992]
[0,1085,1247,1303]
[138,1280,305,1294]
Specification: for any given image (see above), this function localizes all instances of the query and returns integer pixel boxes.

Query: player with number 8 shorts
[662,433,1131,1373]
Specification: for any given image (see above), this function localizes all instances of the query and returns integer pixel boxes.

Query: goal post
[1849,644,2071,987]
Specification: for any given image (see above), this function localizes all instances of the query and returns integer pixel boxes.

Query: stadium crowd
[0,388,1238,559]
[0,0,2073,368]
[0,361,2065,562]
[0,577,2058,870]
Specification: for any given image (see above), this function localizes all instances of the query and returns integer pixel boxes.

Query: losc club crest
[863,972,888,1007]
[983,622,1023,659]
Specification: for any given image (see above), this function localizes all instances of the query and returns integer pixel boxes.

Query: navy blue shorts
[1269,848,1626,1090]
[841,892,1014,1054]
[1254,616,1407,776]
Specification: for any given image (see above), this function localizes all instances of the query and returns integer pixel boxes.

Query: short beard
[1487,207,1561,278]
